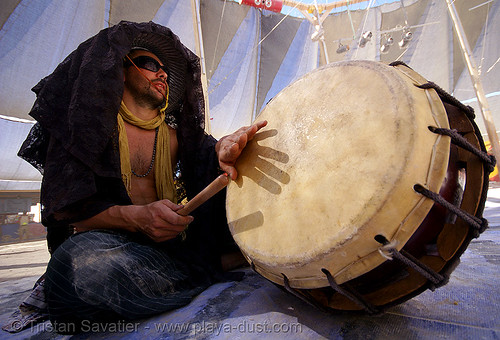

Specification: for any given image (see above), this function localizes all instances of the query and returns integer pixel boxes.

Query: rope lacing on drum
[416,82,476,120]
[389,60,412,68]
[251,263,328,313]
[389,62,476,120]
[281,274,328,312]
[281,271,380,315]
[321,269,380,315]
[374,235,449,290]
[415,80,495,239]
[428,126,496,174]
[414,184,489,238]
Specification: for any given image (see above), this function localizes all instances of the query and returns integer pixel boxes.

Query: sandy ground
[0,240,49,283]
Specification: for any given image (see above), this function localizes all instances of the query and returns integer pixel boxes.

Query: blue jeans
[45,230,213,328]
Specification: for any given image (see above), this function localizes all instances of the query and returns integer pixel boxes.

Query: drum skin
[226,60,451,290]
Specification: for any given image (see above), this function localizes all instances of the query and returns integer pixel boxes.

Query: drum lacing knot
[414,184,489,238]
[375,235,448,290]
[377,239,399,260]
[428,126,496,174]
[389,60,412,69]
[320,269,380,315]
[417,82,476,120]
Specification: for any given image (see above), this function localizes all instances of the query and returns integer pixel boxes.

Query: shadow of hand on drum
[229,210,265,235]
[235,129,290,195]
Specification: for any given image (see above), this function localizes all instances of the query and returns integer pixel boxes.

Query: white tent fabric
[153,0,197,53]
[0,0,104,120]
[402,0,453,91]
[0,116,42,191]
[453,0,500,137]
[0,0,105,192]
[0,0,499,192]
[208,8,260,139]
[259,20,319,115]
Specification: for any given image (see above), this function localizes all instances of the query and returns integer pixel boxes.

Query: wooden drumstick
[177,173,230,216]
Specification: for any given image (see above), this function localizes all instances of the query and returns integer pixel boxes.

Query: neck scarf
[117,101,177,203]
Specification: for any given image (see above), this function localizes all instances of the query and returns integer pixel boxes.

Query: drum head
[226,60,450,289]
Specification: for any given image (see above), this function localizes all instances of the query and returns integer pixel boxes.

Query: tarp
[0,117,42,191]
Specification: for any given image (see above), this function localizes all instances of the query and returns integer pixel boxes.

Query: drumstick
[177,173,230,216]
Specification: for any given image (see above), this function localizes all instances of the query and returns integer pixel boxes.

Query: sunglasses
[125,55,168,74]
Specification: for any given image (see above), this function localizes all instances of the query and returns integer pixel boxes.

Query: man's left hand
[215,120,268,180]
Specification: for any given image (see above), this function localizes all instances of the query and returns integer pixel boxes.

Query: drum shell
[226,60,451,289]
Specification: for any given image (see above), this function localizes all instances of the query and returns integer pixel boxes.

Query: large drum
[226,60,493,313]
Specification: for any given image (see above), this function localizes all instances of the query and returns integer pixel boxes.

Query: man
[11,21,266,332]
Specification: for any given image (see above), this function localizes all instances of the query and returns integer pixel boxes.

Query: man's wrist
[113,205,142,232]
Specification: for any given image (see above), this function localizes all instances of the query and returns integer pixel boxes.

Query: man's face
[123,50,168,110]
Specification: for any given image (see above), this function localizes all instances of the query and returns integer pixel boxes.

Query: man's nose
[157,68,168,80]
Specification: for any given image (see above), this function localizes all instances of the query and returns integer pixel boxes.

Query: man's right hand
[134,200,194,242]
[73,200,194,243]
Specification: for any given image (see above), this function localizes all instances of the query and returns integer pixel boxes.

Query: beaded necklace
[131,126,159,177]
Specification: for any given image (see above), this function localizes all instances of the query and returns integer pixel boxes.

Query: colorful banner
[239,0,283,13]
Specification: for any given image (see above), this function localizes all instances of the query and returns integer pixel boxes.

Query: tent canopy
[1,0,499,192]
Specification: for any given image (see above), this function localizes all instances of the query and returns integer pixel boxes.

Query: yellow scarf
[117,101,177,203]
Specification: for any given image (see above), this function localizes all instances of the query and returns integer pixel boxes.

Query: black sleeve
[39,134,130,253]
[181,134,238,271]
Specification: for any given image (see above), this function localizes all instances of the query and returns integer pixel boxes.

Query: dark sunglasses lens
[133,56,164,73]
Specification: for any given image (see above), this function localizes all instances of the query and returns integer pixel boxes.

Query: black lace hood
[19,21,206,181]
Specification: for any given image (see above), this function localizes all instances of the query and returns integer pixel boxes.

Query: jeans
[45,230,213,328]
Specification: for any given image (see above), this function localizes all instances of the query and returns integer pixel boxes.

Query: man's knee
[45,231,126,304]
